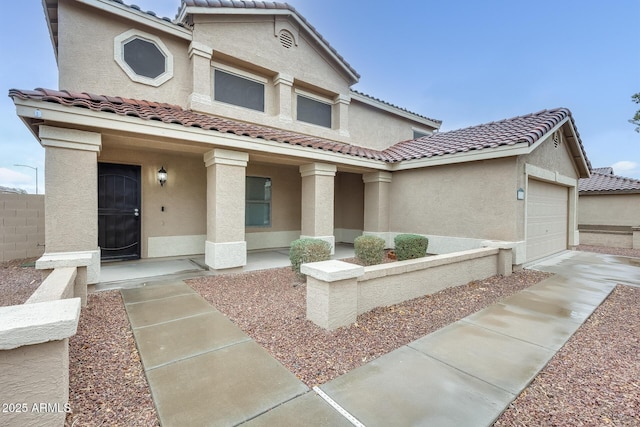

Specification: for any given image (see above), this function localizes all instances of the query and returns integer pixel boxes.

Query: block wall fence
[0,194,45,262]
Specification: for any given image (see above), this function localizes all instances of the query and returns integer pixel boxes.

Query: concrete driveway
[528,250,640,288]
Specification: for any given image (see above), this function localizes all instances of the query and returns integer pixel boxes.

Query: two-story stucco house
[10,0,591,283]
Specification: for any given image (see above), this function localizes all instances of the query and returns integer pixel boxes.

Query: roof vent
[279,30,294,49]
[553,132,561,148]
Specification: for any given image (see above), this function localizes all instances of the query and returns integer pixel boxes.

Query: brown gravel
[65,291,158,427]
[187,267,553,387]
[3,251,639,426]
[494,284,640,426]
[0,258,42,307]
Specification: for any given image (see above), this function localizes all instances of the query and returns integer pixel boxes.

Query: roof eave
[177,5,359,84]
[11,96,385,171]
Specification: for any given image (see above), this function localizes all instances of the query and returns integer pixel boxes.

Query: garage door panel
[526,180,568,262]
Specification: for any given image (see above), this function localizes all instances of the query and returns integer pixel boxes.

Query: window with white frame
[114,30,173,87]
[214,69,265,112]
[297,94,332,128]
[245,177,271,227]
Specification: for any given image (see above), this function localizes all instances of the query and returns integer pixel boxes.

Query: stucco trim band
[39,125,102,152]
[148,235,206,258]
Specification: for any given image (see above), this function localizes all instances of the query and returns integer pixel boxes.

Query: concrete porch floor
[94,244,356,291]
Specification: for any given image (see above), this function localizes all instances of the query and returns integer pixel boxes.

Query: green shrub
[394,234,429,261]
[289,238,331,276]
[354,235,386,266]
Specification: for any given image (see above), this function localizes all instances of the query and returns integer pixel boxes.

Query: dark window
[246,177,271,227]
[123,38,166,79]
[413,130,429,139]
[215,70,265,112]
[297,95,332,128]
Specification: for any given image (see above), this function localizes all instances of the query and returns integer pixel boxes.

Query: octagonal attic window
[114,30,173,87]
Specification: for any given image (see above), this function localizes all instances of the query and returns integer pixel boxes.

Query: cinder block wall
[0,194,45,262]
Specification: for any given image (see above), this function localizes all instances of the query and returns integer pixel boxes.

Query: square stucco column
[188,41,213,108]
[300,163,337,254]
[204,149,248,270]
[275,73,294,123]
[363,171,393,247]
[39,125,101,284]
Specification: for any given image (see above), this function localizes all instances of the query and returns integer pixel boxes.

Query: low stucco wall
[357,248,504,315]
[0,194,45,262]
[0,266,82,427]
[303,247,511,330]
[579,230,634,249]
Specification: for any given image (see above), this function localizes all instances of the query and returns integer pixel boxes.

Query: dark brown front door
[98,163,141,261]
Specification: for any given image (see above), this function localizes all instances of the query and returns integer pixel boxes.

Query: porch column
[363,171,392,247]
[38,126,102,284]
[275,73,294,123]
[204,149,248,270]
[300,163,337,254]
[188,41,213,109]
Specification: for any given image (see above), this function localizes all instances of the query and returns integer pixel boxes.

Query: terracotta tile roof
[180,1,360,79]
[579,169,640,194]
[9,88,388,161]
[9,89,592,170]
[384,108,591,167]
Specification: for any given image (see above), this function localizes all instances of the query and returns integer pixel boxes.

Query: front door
[98,163,141,261]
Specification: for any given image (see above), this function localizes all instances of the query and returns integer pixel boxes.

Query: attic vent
[553,132,561,148]
[279,30,294,49]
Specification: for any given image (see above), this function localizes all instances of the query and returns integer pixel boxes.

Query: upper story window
[413,129,430,139]
[214,69,265,112]
[297,94,332,128]
[114,30,173,87]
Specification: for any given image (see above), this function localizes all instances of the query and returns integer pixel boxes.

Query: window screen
[215,70,265,112]
[246,177,271,227]
[123,38,166,79]
[297,95,332,128]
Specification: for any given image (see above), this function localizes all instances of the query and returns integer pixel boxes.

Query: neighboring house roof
[9,88,591,172]
[0,185,27,194]
[579,168,640,194]
[385,108,592,171]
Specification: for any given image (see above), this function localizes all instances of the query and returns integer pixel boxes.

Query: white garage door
[526,179,568,262]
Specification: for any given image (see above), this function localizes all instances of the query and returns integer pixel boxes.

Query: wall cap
[0,298,81,350]
[36,251,94,270]
[301,260,364,282]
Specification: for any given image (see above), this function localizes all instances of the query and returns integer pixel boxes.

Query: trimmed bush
[289,238,331,276]
[354,235,386,266]
[394,234,429,261]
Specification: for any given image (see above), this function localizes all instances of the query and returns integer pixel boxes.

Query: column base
[300,235,335,255]
[205,241,247,270]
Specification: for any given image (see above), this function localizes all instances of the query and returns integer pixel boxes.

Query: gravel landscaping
[1,249,638,425]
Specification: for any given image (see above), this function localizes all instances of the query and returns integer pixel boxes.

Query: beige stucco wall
[349,100,432,151]
[0,194,45,262]
[389,158,519,241]
[57,0,191,105]
[98,144,206,258]
[578,194,640,227]
[335,172,364,230]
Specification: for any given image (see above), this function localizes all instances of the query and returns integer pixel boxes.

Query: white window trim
[114,29,174,87]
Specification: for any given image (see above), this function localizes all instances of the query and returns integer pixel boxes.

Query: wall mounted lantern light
[517,187,525,200]
[157,166,167,187]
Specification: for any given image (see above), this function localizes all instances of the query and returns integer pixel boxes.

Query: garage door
[526,179,568,262]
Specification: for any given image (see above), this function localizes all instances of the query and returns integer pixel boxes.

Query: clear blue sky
[1,0,639,193]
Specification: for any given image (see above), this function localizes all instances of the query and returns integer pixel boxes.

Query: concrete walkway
[120,251,635,426]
